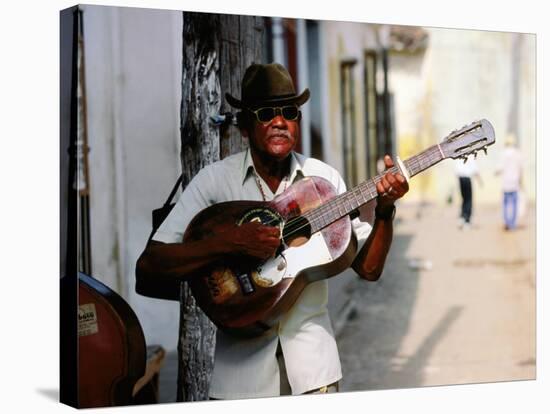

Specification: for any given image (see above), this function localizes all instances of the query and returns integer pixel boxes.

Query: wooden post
[176,11,265,402]
[219,14,265,158]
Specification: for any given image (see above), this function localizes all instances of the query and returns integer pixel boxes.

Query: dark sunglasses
[247,105,300,124]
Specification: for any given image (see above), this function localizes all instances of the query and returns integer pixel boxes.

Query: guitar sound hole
[282,216,311,247]
[238,208,283,228]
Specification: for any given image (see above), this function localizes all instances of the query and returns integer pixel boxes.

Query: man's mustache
[267,130,293,140]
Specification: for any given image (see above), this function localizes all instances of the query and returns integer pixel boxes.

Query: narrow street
[334,201,536,391]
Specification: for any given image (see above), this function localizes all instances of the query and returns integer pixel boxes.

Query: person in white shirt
[136,63,409,399]
[496,134,523,230]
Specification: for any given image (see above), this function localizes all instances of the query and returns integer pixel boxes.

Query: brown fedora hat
[225,63,310,109]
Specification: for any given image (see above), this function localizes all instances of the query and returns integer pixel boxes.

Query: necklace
[254,172,289,201]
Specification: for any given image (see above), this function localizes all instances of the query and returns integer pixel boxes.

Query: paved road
[334,202,536,392]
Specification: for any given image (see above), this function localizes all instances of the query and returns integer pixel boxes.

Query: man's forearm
[140,238,229,279]
[135,238,229,300]
[136,221,283,300]
[350,154,407,280]
[351,210,394,281]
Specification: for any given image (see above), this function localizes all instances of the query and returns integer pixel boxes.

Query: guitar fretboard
[303,144,445,233]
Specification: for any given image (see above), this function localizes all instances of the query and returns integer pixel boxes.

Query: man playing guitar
[136,63,409,398]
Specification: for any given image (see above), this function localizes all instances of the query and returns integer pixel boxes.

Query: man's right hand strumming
[215,221,281,261]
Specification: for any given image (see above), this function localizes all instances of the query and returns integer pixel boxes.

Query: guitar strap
[147,173,184,244]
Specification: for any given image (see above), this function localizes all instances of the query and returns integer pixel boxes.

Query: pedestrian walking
[495,134,523,231]
[454,158,482,229]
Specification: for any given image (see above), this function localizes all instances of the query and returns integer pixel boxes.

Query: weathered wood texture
[177,11,265,401]
[219,15,265,158]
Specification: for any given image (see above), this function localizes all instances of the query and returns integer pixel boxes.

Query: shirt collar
[241,148,304,186]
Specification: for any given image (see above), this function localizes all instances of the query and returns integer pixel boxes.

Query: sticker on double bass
[78,303,99,336]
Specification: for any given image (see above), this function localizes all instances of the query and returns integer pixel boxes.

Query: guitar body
[185,176,358,337]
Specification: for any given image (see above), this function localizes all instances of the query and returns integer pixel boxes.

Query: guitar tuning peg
[483,148,487,155]
[474,151,478,159]
[462,156,468,164]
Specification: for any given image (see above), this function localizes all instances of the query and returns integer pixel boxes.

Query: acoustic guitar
[185,119,495,337]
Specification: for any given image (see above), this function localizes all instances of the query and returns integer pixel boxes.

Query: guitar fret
[404,145,443,178]
[336,202,344,217]
[316,213,326,229]
[306,143,448,233]
[325,206,335,225]
[362,186,368,202]
[367,181,376,199]
[352,189,360,207]
[358,184,368,203]
[325,203,336,226]
[410,158,419,174]
[347,193,355,211]
[344,193,351,211]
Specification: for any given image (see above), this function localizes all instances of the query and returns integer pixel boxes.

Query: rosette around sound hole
[238,208,284,229]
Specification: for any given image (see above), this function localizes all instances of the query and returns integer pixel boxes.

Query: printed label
[78,303,99,337]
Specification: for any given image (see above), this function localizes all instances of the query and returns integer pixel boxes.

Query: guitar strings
[275,148,440,239]
[257,164,399,237]
[254,146,442,241]
[276,139,477,240]
[261,166,400,240]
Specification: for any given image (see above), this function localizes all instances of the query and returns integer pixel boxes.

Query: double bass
[77,272,147,408]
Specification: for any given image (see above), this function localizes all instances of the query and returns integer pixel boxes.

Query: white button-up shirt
[499,146,523,192]
[153,149,371,398]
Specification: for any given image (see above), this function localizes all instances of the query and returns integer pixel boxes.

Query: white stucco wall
[83,5,183,351]
[315,21,535,206]
[390,28,536,204]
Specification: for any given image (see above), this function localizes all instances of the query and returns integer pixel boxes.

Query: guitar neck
[305,144,446,233]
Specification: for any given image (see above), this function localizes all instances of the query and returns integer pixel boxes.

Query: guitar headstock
[440,119,496,162]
